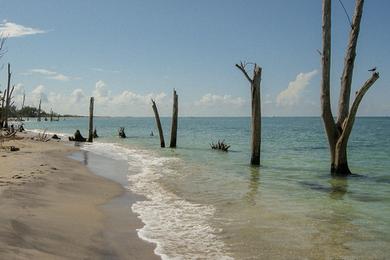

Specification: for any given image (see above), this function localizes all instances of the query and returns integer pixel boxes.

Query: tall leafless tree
[235,62,262,166]
[0,35,6,60]
[151,99,165,148]
[4,63,14,128]
[0,36,6,128]
[88,97,94,142]
[37,98,42,122]
[321,0,379,175]
[169,89,178,148]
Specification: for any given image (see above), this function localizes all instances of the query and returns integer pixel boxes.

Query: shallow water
[25,117,390,259]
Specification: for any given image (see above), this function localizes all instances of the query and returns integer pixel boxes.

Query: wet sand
[0,133,159,259]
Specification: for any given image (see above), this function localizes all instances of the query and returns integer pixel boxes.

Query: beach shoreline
[0,133,159,259]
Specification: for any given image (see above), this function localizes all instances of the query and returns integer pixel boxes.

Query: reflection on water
[82,150,89,165]
[245,167,260,205]
[329,176,348,200]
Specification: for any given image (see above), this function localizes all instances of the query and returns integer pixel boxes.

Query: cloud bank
[0,21,46,38]
[276,70,318,107]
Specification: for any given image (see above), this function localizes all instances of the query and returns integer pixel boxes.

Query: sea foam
[82,141,233,260]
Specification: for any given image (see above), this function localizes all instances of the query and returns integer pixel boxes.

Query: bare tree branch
[339,72,379,144]
[9,84,15,99]
[0,35,7,60]
[321,0,337,145]
[235,62,253,83]
[336,0,364,126]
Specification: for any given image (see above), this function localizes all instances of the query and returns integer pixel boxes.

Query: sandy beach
[0,133,159,260]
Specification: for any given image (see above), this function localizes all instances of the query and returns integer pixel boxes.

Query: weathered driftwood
[210,140,230,152]
[69,130,86,142]
[0,36,5,60]
[118,127,126,138]
[151,99,165,148]
[169,89,178,148]
[0,130,17,141]
[235,62,262,166]
[35,130,51,142]
[88,97,94,142]
[5,146,19,151]
[320,0,379,175]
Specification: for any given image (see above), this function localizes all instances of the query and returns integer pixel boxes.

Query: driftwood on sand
[52,134,61,140]
[34,130,51,142]
[69,130,87,142]
[0,128,19,151]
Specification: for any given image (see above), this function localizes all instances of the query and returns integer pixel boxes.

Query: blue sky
[0,0,389,116]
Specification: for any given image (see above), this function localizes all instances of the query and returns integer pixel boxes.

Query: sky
[0,0,389,116]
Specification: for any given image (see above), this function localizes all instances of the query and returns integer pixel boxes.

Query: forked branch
[340,72,379,143]
[235,61,253,83]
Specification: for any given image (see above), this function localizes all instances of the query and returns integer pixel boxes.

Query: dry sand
[0,132,159,259]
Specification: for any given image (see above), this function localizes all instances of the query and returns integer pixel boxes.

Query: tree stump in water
[93,128,99,138]
[210,140,230,152]
[69,130,86,142]
[118,127,126,138]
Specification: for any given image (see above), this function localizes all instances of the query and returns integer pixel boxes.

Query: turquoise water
[25,117,390,259]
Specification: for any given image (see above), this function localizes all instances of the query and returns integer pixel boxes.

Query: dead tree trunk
[4,63,12,128]
[0,89,7,128]
[321,0,379,175]
[169,89,178,148]
[37,98,42,122]
[151,99,165,148]
[88,97,94,142]
[235,62,262,166]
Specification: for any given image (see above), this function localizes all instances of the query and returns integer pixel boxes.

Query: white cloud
[0,21,46,38]
[276,70,318,107]
[13,83,25,96]
[28,69,71,81]
[11,83,25,108]
[93,80,109,97]
[92,80,111,104]
[88,80,167,115]
[13,81,250,116]
[195,93,245,107]
[112,91,166,105]
[71,89,86,104]
[91,68,120,73]
[191,93,248,116]
[31,85,48,104]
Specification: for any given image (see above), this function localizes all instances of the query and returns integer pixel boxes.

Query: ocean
[25,117,390,259]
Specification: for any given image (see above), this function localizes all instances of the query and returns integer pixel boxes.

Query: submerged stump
[210,140,230,152]
[118,127,126,138]
[69,130,87,142]
[93,128,99,138]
